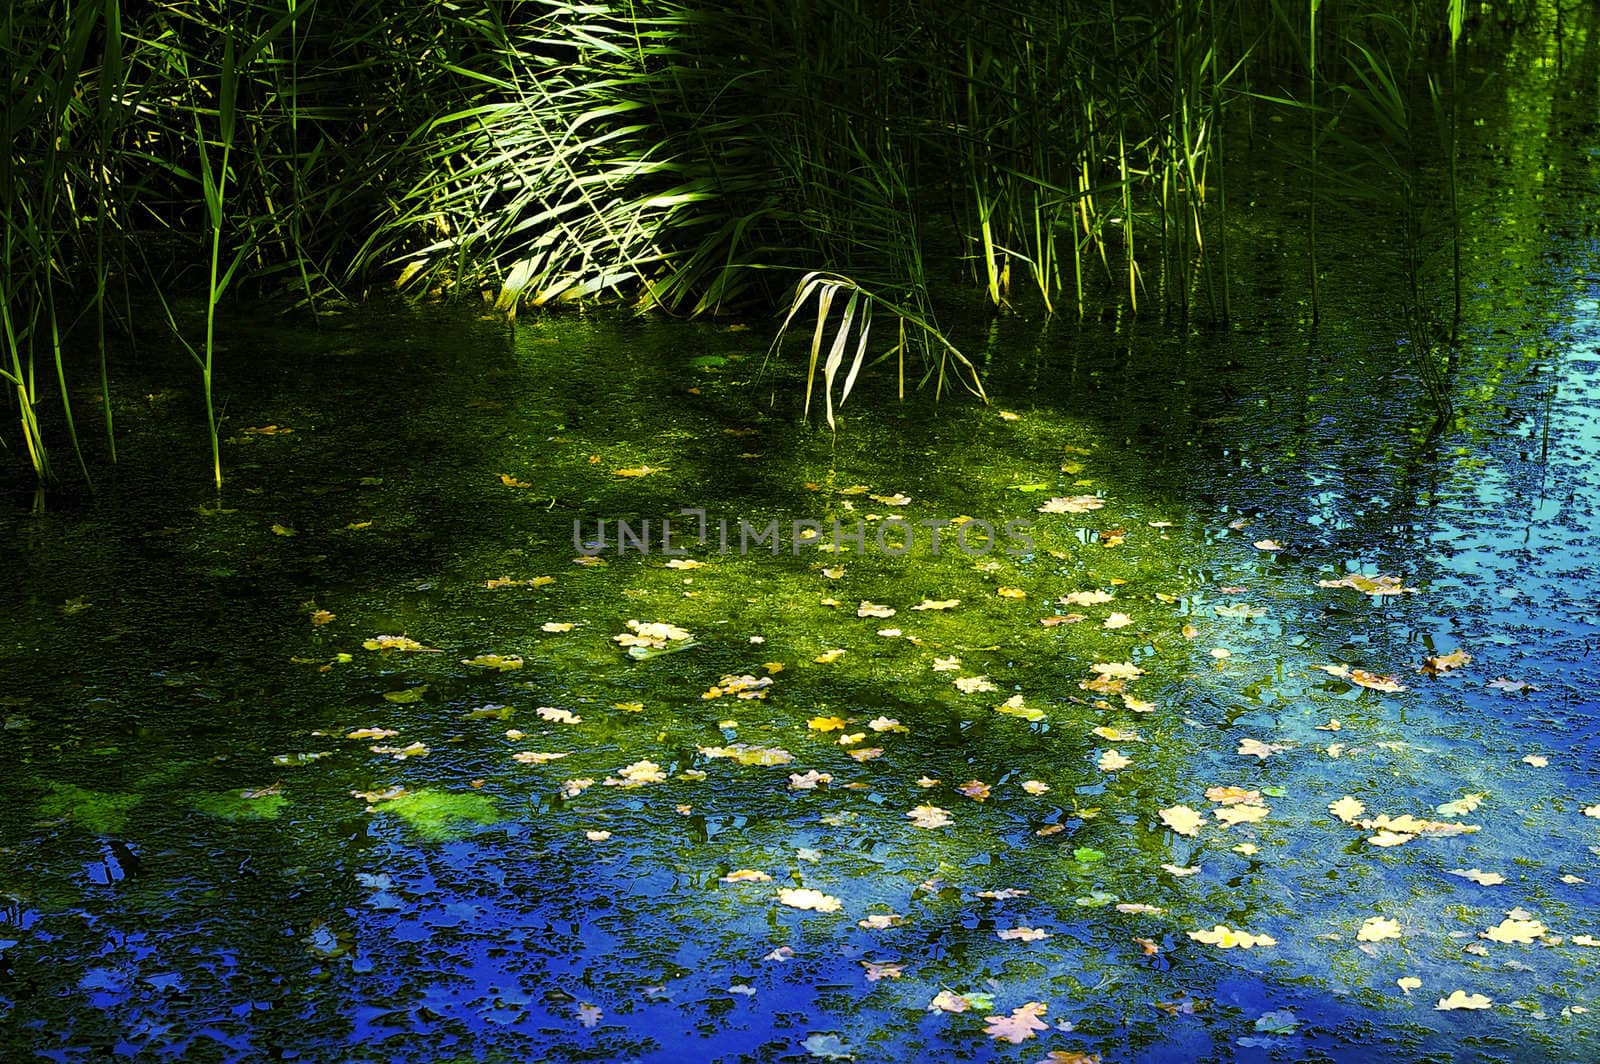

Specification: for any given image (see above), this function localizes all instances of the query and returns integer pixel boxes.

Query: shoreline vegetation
[3,0,1588,484]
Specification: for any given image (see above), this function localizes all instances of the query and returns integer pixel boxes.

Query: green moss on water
[380,788,500,840]
[189,790,288,821]
[39,782,143,835]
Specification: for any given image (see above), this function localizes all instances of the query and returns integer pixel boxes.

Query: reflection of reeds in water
[0,0,1556,483]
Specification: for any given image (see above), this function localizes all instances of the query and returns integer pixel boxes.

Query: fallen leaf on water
[996,694,1044,721]
[369,741,428,760]
[868,716,908,733]
[912,598,960,611]
[1060,589,1115,606]
[576,1003,602,1027]
[1021,780,1050,796]
[907,804,953,829]
[536,706,582,724]
[789,770,832,790]
[512,751,569,764]
[802,1034,853,1061]
[1488,677,1540,694]
[861,960,903,981]
[1421,649,1473,675]
[1367,830,1414,847]
[613,466,662,477]
[1091,661,1144,679]
[847,747,883,762]
[1481,915,1548,944]
[1316,573,1414,595]
[1102,612,1134,629]
[997,586,1028,599]
[1350,669,1406,693]
[1188,925,1276,949]
[585,830,611,841]
[462,653,524,671]
[1522,754,1549,767]
[1038,496,1104,515]
[310,609,335,626]
[1159,805,1205,837]
[1162,863,1201,876]
[1237,738,1290,760]
[362,635,439,653]
[808,716,848,732]
[541,621,575,633]
[984,1002,1050,1043]
[997,927,1051,942]
[870,492,911,506]
[698,744,793,766]
[346,727,399,740]
[857,601,896,618]
[1358,917,1403,942]
[1437,793,1486,817]
[1253,539,1284,551]
[778,888,842,913]
[702,674,773,700]
[957,780,992,801]
[954,675,998,694]
[1097,750,1131,771]
[1328,796,1366,823]
[1435,991,1492,1011]
[1213,803,1270,826]
[814,649,847,664]
[858,913,903,929]
[927,990,976,1013]
[1397,977,1422,994]
[1448,868,1506,886]
[1207,786,1260,805]
[720,869,772,883]
[605,760,666,787]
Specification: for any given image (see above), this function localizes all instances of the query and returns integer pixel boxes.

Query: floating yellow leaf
[983,1002,1050,1044]
[1237,738,1289,760]
[1021,780,1051,796]
[907,804,953,828]
[585,830,611,841]
[362,634,439,653]
[927,990,974,1013]
[1206,786,1260,805]
[1102,612,1134,629]
[1358,917,1403,942]
[1328,796,1366,823]
[1187,925,1276,949]
[956,780,991,802]
[1092,725,1142,742]
[1123,694,1156,713]
[605,760,667,787]
[1447,868,1505,886]
[857,913,902,929]
[1061,589,1115,606]
[1397,977,1422,994]
[1350,669,1406,693]
[612,466,662,477]
[867,716,907,733]
[541,621,575,633]
[932,656,961,671]
[1038,495,1104,514]
[702,674,773,700]
[698,744,794,766]
[310,609,335,626]
[857,601,896,618]
[1436,793,1486,817]
[1367,830,1414,847]
[370,741,428,760]
[996,927,1051,942]
[1097,749,1131,771]
[1159,805,1205,837]
[808,716,848,732]
[721,869,772,884]
[462,653,524,671]
[1481,916,1548,944]
[346,727,399,740]
[665,558,706,570]
[954,675,998,694]
[847,746,884,762]
[511,750,569,764]
[995,694,1045,722]
[1421,648,1472,675]
[1214,803,1270,827]
[912,598,959,611]
[996,586,1028,599]
[813,649,847,664]
[1091,661,1144,679]
[1523,754,1549,767]
[777,888,841,913]
[1253,539,1284,551]
[1317,573,1415,596]
[1435,991,1492,1011]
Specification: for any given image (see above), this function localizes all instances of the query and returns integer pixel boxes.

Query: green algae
[378,788,501,840]
[39,782,143,835]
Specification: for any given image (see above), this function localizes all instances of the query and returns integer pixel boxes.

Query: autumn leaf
[1092,725,1142,742]
[1317,573,1415,596]
[1206,786,1260,805]
[1038,495,1104,514]
[698,744,794,766]
[997,586,1028,599]
[983,1002,1050,1043]
[1435,991,1492,1011]
[1253,539,1284,551]
[954,675,998,694]
[1350,669,1406,693]
[1091,661,1144,679]
[1102,612,1133,629]
[362,634,439,653]
[861,960,903,981]
[1097,750,1131,771]
[1481,912,1548,943]
[720,869,772,884]
[813,649,847,664]
[957,780,992,801]
[1358,917,1403,942]
[1187,925,1276,949]
[867,716,907,733]
[1021,780,1050,795]
[665,558,706,570]
[1060,589,1115,606]
[996,694,1045,722]
[612,465,663,477]
[857,913,903,929]
[1436,793,1486,817]
[462,653,523,671]
[1159,805,1205,837]
[1328,796,1366,823]
[576,1003,602,1027]
[1447,868,1506,886]
[778,887,842,913]
[309,609,335,626]
[808,716,848,732]
[1367,830,1415,847]
[1487,677,1540,694]
[857,601,896,618]
[789,770,832,790]
[541,621,575,633]
[1237,738,1290,760]
[346,727,399,740]
[932,655,961,671]
[912,598,960,611]
[996,927,1051,942]
[1421,648,1472,675]
[1213,803,1269,827]
[536,706,582,724]
[604,760,666,787]
[907,804,953,829]
[512,750,569,764]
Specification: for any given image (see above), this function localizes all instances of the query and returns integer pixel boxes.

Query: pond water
[5,30,1600,1064]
